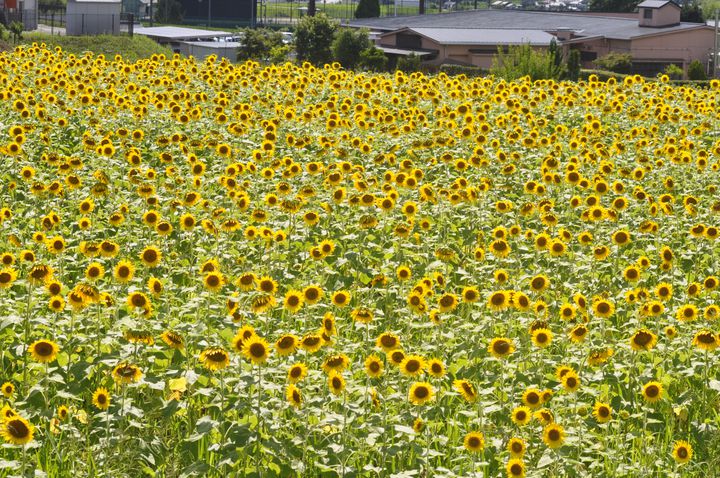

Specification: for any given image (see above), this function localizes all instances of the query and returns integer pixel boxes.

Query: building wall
[639,5,680,28]
[66,1,122,35]
[630,28,714,68]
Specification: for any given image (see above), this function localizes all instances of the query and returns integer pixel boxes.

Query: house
[134,26,233,55]
[66,0,122,35]
[347,1,716,76]
[0,0,38,30]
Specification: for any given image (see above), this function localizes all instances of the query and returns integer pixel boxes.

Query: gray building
[66,0,122,35]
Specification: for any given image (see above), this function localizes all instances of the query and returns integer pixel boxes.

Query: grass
[21,33,173,61]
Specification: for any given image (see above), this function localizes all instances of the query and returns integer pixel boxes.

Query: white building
[66,0,122,35]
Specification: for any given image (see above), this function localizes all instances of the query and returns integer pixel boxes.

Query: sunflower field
[1,43,720,477]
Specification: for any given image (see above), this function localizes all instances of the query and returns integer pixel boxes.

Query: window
[580,51,597,62]
[643,8,653,19]
[397,33,422,50]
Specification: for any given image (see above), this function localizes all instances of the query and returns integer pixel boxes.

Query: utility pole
[149,0,153,26]
[714,9,719,78]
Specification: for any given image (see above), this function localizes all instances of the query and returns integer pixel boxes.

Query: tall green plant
[490,43,563,81]
[295,13,337,66]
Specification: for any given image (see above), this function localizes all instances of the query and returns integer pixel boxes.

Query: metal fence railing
[35,10,137,36]
[258,0,491,26]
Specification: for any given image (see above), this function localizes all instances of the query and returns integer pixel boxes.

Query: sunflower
[160,330,184,349]
[1,415,34,445]
[592,298,615,318]
[328,371,346,396]
[28,339,59,363]
[426,358,445,378]
[488,337,515,359]
[113,260,135,283]
[511,406,532,426]
[692,330,719,351]
[28,264,53,285]
[387,349,406,367]
[641,381,664,403]
[562,371,581,393]
[542,423,565,449]
[285,384,302,408]
[529,274,550,293]
[275,334,299,356]
[300,334,323,353]
[127,291,150,310]
[112,363,143,384]
[199,347,230,371]
[408,382,434,405]
[1,382,14,398]
[351,307,374,323]
[453,379,478,403]
[243,336,271,365]
[593,402,612,423]
[331,290,351,307]
[376,332,400,352]
[487,290,509,311]
[283,290,304,313]
[139,246,162,267]
[92,387,111,410]
[0,268,17,289]
[251,294,276,314]
[568,324,588,343]
[506,459,526,478]
[287,363,308,383]
[630,329,657,351]
[203,272,225,292]
[463,431,484,453]
[364,355,384,378]
[531,328,553,348]
[521,388,542,409]
[507,437,526,458]
[672,440,693,464]
[676,304,698,322]
[489,239,511,258]
[611,229,631,246]
[302,285,324,304]
[395,354,424,376]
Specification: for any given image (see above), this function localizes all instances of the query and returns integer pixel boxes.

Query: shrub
[355,0,380,18]
[236,28,284,63]
[687,60,707,81]
[295,13,337,66]
[664,63,683,80]
[397,53,423,73]
[359,46,388,72]
[490,44,563,81]
[594,52,632,74]
[332,28,371,70]
[565,49,581,81]
[438,63,486,77]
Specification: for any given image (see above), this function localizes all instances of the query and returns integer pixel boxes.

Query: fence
[36,10,136,36]
[1,7,38,30]
[258,0,490,26]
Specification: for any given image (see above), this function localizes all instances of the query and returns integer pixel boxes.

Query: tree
[237,28,284,62]
[155,0,184,24]
[588,0,638,12]
[594,52,633,73]
[9,21,23,44]
[397,53,422,72]
[490,44,563,81]
[681,1,705,22]
[332,28,371,69]
[663,63,683,80]
[359,46,388,71]
[687,60,707,80]
[566,49,581,81]
[355,0,381,17]
[308,0,316,16]
[295,13,338,65]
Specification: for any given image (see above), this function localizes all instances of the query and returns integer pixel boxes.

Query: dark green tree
[687,60,707,80]
[397,53,422,72]
[155,0,184,24]
[594,52,633,73]
[565,49,581,81]
[295,13,338,65]
[236,28,284,62]
[355,0,381,17]
[332,28,371,69]
[681,1,705,22]
[588,0,638,12]
[359,46,388,71]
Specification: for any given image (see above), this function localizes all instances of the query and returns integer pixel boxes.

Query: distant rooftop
[347,9,709,40]
[134,26,231,40]
[637,0,679,8]
[390,27,555,45]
